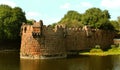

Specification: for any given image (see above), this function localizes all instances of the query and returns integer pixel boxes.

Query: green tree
[27,20,34,25]
[81,7,112,30]
[56,8,114,30]
[99,19,114,30]
[110,20,119,31]
[117,16,120,31]
[0,4,26,40]
[58,10,83,27]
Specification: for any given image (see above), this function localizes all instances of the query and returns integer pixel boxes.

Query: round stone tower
[20,20,44,59]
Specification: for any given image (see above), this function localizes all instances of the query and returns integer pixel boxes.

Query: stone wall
[114,39,120,45]
[41,25,66,57]
[20,21,116,59]
[20,24,42,59]
[65,29,115,51]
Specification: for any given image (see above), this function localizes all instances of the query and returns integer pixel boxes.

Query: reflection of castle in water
[20,56,114,70]
[20,20,115,59]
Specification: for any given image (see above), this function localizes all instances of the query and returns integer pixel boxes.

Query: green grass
[79,45,120,56]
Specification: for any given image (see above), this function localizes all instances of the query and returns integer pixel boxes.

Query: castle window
[24,27,27,33]
[21,28,23,31]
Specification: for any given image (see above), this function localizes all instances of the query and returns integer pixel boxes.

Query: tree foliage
[57,7,114,30]
[110,20,119,31]
[82,8,110,27]
[0,5,26,40]
[26,19,35,25]
[110,16,120,31]
[58,10,83,27]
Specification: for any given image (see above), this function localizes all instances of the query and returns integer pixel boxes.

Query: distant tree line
[0,5,120,41]
[54,7,120,31]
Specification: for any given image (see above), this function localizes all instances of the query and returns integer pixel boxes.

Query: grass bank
[79,45,120,56]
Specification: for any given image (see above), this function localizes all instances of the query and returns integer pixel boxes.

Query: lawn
[79,45,120,56]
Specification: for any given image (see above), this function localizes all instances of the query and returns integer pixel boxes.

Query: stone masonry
[20,20,116,59]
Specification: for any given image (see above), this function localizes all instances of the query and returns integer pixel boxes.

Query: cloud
[60,3,70,9]
[0,0,16,7]
[44,17,60,25]
[101,0,120,9]
[26,11,41,21]
[27,12,41,17]
[75,2,93,13]
[26,12,60,25]
[40,14,60,25]
[80,2,93,8]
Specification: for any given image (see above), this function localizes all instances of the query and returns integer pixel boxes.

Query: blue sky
[0,0,120,25]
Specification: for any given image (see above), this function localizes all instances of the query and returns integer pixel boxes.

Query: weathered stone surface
[20,20,116,59]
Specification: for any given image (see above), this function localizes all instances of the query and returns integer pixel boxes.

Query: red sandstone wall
[20,23,116,58]
[42,26,66,56]
[20,25,42,57]
[66,29,115,51]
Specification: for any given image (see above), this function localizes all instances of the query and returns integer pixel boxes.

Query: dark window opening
[24,27,27,33]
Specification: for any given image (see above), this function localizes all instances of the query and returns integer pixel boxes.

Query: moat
[1,51,120,70]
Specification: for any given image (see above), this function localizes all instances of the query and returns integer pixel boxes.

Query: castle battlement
[20,20,116,59]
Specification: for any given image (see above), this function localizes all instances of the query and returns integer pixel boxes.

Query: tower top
[33,20,43,27]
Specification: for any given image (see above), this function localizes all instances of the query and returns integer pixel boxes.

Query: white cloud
[41,15,60,25]
[0,0,16,7]
[27,12,41,17]
[44,17,60,25]
[75,2,93,13]
[26,12,60,25]
[101,0,120,9]
[60,3,70,9]
[26,11,41,21]
[80,2,93,8]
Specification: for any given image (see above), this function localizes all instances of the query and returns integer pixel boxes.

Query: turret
[32,20,43,38]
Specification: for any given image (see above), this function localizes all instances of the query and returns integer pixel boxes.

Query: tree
[0,4,26,40]
[102,10,110,19]
[99,19,114,30]
[110,20,119,31]
[56,8,114,30]
[117,16,120,31]
[0,5,12,40]
[58,10,83,27]
[81,7,112,29]
[27,19,34,25]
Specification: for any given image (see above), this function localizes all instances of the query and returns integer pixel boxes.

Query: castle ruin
[20,20,115,59]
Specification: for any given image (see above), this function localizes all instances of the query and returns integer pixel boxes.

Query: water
[0,52,120,70]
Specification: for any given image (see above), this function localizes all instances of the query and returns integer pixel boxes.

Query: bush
[108,45,120,52]
[90,49,103,53]
[90,45,103,53]
[95,45,101,49]
[111,45,116,49]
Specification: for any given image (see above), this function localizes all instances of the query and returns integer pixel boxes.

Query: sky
[0,0,120,25]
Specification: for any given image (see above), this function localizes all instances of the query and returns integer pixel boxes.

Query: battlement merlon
[20,20,94,38]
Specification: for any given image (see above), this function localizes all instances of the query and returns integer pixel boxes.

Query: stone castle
[20,20,115,59]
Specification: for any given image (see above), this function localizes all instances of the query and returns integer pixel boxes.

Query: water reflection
[1,52,120,70]
[20,56,115,70]
[20,56,90,70]
[0,52,20,70]
[88,56,113,70]
[111,55,120,70]
[20,58,68,70]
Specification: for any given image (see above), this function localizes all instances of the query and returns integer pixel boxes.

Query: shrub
[90,49,103,53]
[111,45,116,49]
[90,45,103,53]
[95,45,101,49]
